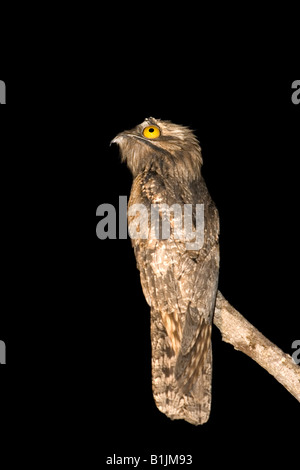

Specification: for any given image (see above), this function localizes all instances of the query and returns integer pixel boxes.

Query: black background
[0,25,299,466]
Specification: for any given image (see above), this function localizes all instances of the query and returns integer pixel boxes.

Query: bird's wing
[174,244,219,389]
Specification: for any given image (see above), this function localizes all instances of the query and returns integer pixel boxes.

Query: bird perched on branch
[112,117,219,425]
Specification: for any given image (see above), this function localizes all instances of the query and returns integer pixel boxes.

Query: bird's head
[111,117,203,181]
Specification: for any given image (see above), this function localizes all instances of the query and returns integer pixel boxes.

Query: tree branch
[213,291,300,402]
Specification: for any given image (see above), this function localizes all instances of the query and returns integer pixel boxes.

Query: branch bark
[213,291,300,402]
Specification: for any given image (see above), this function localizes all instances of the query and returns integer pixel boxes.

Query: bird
[111,117,219,425]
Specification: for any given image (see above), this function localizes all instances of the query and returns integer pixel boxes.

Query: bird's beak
[110,133,123,146]
[110,131,138,146]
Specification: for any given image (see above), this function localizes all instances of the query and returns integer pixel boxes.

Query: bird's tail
[151,309,212,425]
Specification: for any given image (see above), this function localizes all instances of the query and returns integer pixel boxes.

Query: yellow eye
[143,125,161,139]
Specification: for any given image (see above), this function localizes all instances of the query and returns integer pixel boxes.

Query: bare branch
[214,291,300,402]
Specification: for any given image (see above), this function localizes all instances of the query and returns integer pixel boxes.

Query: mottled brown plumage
[112,117,219,424]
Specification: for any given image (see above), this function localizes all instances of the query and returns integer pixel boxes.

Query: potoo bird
[112,118,219,425]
